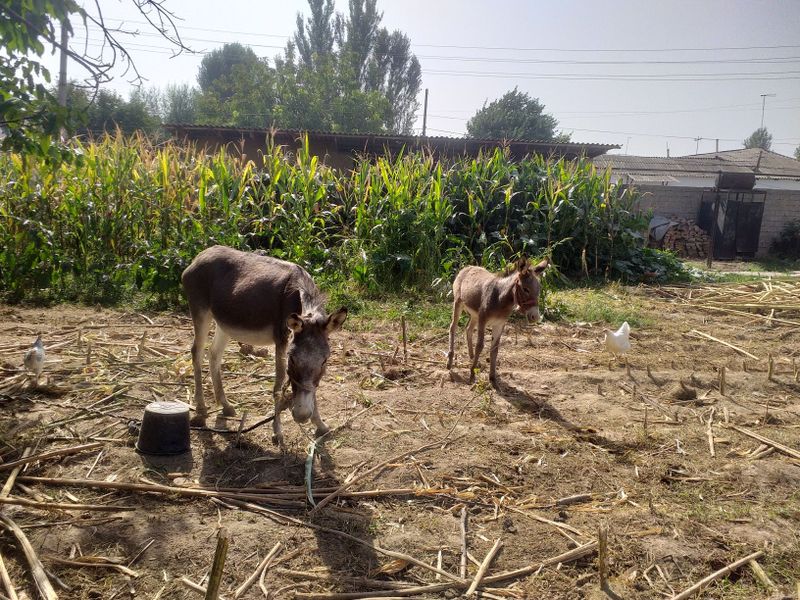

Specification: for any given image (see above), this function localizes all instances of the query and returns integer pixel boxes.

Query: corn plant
[0,131,672,306]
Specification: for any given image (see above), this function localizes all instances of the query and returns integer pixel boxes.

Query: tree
[275,0,420,134]
[743,127,773,150]
[195,44,275,127]
[793,145,800,160]
[162,83,198,124]
[273,46,389,132]
[0,0,187,156]
[466,88,565,141]
[64,85,161,135]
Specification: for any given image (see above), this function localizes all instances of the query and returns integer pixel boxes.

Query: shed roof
[687,148,800,179]
[594,149,800,181]
[164,124,619,159]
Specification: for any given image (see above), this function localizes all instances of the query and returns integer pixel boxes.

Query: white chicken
[23,335,45,386]
[604,322,631,358]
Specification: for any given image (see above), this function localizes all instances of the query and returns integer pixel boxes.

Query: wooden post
[206,528,229,600]
[598,524,609,588]
[421,88,429,137]
[706,190,720,268]
[401,315,408,364]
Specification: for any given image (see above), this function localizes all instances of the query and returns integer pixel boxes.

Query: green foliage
[195,44,275,127]
[162,83,197,124]
[272,52,390,132]
[546,284,651,327]
[613,247,691,283]
[794,145,800,161]
[0,0,78,158]
[743,127,773,151]
[466,88,565,141]
[278,0,420,134]
[65,86,162,135]
[1,1,186,158]
[769,219,800,260]
[0,134,672,305]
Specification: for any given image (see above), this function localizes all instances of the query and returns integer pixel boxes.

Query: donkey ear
[287,313,304,333]
[326,307,348,333]
[533,257,549,276]
[516,255,530,274]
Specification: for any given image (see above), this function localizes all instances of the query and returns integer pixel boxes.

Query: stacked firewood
[660,219,711,258]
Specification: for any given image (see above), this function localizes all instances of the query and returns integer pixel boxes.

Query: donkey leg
[189,310,212,424]
[489,321,506,386]
[271,342,288,446]
[469,315,487,383]
[209,326,235,417]
[446,300,463,370]
[466,316,478,361]
[311,403,330,439]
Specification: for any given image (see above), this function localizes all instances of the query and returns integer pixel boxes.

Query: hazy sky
[53,0,800,157]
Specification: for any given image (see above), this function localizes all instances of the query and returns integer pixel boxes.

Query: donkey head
[286,307,348,424]
[513,256,549,322]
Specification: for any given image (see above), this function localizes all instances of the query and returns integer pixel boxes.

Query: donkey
[181,246,347,445]
[446,256,548,385]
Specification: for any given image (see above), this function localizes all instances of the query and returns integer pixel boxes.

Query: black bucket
[136,401,191,455]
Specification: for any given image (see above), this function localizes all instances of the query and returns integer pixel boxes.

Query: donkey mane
[293,273,328,325]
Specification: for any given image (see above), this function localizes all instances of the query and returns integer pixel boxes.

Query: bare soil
[0,282,799,599]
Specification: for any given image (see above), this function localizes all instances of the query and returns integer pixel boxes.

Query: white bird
[604,322,631,357]
[23,335,45,385]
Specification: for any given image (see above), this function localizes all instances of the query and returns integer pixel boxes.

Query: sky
[51,0,800,157]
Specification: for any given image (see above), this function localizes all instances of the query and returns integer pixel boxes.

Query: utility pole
[624,136,631,154]
[715,138,719,153]
[760,93,776,129]
[57,18,69,141]
[666,143,670,157]
[421,88,429,137]
[694,137,702,154]
[57,19,68,107]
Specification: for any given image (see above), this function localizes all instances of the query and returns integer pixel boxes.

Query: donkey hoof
[222,406,237,417]
[315,424,331,439]
[271,432,284,447]
[190,414,207,427]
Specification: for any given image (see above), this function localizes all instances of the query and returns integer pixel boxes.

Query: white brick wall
[631,185,800,258]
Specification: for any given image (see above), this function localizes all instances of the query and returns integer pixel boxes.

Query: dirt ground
[0,281,799,599]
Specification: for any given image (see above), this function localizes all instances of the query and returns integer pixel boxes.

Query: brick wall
[757,189,800,256]
[632,185,800,257]
[633,185,706,222]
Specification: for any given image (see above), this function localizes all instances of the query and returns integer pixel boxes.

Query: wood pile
[659,219,711,258]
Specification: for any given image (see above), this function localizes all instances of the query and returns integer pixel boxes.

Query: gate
[697,173,766,260]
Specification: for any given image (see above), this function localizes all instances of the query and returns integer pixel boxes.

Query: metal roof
[163,124,619,158]
[594,149,800,181]
[685,148,800,179]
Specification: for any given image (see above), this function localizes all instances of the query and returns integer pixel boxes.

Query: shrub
[770,219,800,260]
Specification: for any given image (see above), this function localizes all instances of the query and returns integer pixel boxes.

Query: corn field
[0,133,671,305]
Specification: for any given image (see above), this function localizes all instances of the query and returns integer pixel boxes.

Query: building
[594,149,800,258]
[594,148,800,190]
[164,125,619,170]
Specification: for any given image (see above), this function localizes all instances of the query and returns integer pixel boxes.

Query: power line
[417,55,800,66]
[423,68,800,82]
[104,26,800,67]
[108,20,800,54]
[430,103,800,121]
[79,40,800,82]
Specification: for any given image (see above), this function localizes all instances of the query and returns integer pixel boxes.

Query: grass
[345,295,453,333]
[546,282,653,327]
[684,258,800,282]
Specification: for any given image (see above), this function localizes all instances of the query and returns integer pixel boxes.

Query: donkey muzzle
[291,389,315,423]
[524,305,541,323]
